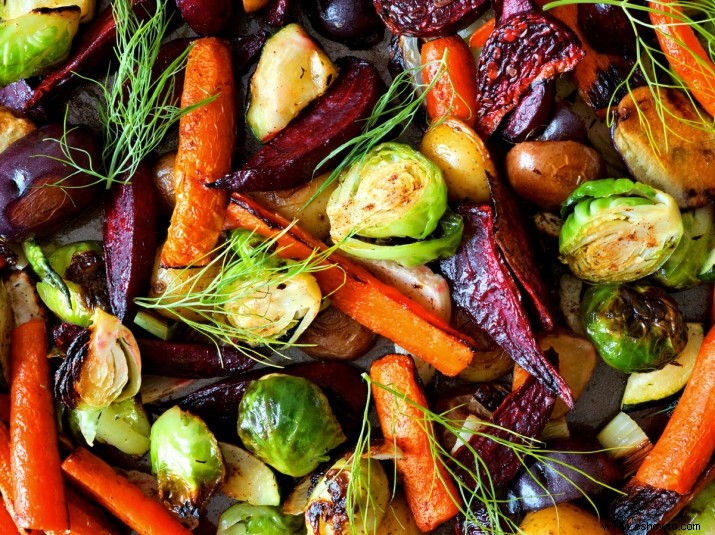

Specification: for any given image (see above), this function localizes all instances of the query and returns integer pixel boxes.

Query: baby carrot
[161,37,237,268]
[10,319,68,531]
[62,447,191,535]
[370,354,461,531]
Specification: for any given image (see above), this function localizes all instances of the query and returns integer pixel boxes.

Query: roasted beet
[372,0,489,37]
[474,1,584,138]
[265,0,290,26]
[439,204,570,404]
[538,101,588,142]
[175,0,232,35]
[137,340,256,378]
[500,81,555,143]
[578,2,636,57]
[0,80,47,122]
[304,0,384,49]
[103,163,158,323]
[0,124,101,239]
[230,32,269,75]
[211,56,386,192]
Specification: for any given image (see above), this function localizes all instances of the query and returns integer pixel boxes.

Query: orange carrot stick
[10,319,68,531]
[161,37,237,268]
[468,18,495,49]
[650,0,715,117]
[370,354,461,531]
[62,448,191,535]
[635,322,715,494]
[0,498,21,535]
[224,194,476,377]
[46,490,121,535]
[422,36,479,127]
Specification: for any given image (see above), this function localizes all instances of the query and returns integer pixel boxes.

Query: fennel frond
[135,229,342,362]
[349,377,623,534]
[56,0,209,188]
[544,0,715,152]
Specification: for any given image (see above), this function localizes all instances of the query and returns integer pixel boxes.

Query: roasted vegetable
[55,308,142,409]
[0,7,80,87]
[500,81,555,143]
[0,123,100,239]
[218,504,304,535]
[237,374,346,477]
[0,0,96,22]
[582,283,688,373]
[519,503,611,535]
[670,479,715,534]
[138,340,255,378]
[304,0,384,48]
[219,442,280,506]
[0,105,34,154]
[372,0,489,37]
[150,406,224,520]
[247,24,337,142]
[297,306,376,360]
[305,454,390,535]
[612,87,715,209]
[175,0,232,35]
[559,178,683,283]
[69,397,151,456]
[212,56,385,192]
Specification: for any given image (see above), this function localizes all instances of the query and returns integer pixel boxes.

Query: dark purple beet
[373,0,489,37]
[0,124,101,239]
[137,340,256,378]
[304,0,384,49]
[539,101,588,142]
[500,81,556,143]
[578,3,636,57]
[175,0,232,35]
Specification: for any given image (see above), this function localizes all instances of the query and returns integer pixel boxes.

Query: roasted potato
[519,503,611,534]
[0,105,35,154]
[612,86,715,208]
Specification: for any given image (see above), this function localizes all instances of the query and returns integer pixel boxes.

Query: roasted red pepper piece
[453,374,556,534]
[440,204,572,406]
[474,0,584,138]
[137,340,256,378]
[103,162,158,323]
[489,175,555,331]
[211,56,385,192]
[372,0,489,37]
[23,0,156,110]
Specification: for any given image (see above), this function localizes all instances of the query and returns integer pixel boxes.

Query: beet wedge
[137,340,255,379]
[474,0,584,138]
[224,194,476,377]
[440,204,573,405]
[211,56,386,193]
[103,162,158,323]
[372,0,489,37]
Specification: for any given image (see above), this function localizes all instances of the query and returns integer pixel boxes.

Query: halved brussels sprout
[559,178,683,283]
[327,142,448,243]
[69,397,151,456]
[582,283,688,373]
[652,205,714,290]
[150,406,225,519]
[305,455,389,535]
[238,374,346,477]
[55,308,142,409]
[338,210,463,267]
[218,504,304,535]
[0,7,81,87]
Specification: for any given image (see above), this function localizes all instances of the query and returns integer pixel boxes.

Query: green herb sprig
[57,0,208,188]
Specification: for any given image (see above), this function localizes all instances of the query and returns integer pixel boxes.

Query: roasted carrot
[634,322,715,494]
[0,498,20,535]
[224,194,476,377]
[468,18,495,49]
[46,489,120,535]
[62,448,190,535]
[161,37,236,268]
[10,319,68,531]
[370,354,461,531]
[649,0,715,117]
[422,36,479,128]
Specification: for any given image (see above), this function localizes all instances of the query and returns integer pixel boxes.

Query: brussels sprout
[218,504,305,535]
[238,374,346,477]
[327,142,448,243]
[69,397,151,456]
[54,307,142,409]
[559,178,683,283]
[652,205,714,290]
[305,455,389,535]
[582,283,687,373]
[0,0,96,23]
[24,240,106,327]
[150,406,225,519]
[338,210,464,267]
[0,8,80,87]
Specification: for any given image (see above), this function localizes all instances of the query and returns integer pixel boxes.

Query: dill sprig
[135,229,341,362]
[544,0,715,152]
[349,377,623,534]
[57,0,207,188]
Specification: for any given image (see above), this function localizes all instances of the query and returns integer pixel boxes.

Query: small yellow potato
[420,118,496,204]
[519,503,611,535]
[250,172,338,241]
[0,105,35,154]
[505,141,605,211]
